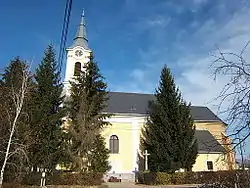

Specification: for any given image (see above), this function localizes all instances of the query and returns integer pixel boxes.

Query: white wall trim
[107,116,145,123]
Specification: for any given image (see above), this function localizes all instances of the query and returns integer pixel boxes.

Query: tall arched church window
[109,135,119,154]
[74,62,81,76]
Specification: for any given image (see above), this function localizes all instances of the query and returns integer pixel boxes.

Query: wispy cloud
[176,6,250,110]
[111,0,250,122]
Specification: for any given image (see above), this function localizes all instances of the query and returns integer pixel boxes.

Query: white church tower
[63,11,91,95]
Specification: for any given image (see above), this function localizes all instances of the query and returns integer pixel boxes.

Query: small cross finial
[82,9,85,17]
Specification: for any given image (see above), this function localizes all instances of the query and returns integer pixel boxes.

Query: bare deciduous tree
[211,41,250,149]
[0,66,29,187]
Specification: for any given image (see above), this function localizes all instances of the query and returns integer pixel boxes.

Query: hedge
[21,171,103,186]
[2,183,23,188]
[2,183,109,188]
[138,170,250,187]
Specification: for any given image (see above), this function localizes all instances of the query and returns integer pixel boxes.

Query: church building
[63,13,236,181]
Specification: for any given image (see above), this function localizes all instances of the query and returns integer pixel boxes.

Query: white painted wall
[63,46,91,95]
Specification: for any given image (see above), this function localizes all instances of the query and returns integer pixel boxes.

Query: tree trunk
[0,106,21,187]
[0,70,27,188]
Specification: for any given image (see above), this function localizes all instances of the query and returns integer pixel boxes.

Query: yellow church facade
[62,13,236,182]
[103,118,229,174]
[100,92,236,181]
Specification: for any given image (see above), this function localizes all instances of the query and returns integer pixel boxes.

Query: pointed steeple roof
[70,10,89,49]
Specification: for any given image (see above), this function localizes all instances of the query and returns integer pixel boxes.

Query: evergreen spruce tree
[30,45,65,170]
[141,65,197,172]
[179,101,198,171]
[66,52,111,173]
[89,134,111,173]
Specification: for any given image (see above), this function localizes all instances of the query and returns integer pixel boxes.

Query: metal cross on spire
[70,9,89,49]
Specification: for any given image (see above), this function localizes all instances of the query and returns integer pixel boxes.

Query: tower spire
[71,10,89,49]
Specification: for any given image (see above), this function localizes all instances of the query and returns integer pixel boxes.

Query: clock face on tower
[75,49,83,57]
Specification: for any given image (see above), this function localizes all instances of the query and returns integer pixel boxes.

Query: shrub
[138,171,156,185]
[155,172,172,185]
[50,172,103,185]
[184,171,198,184]
[22,171,103,186]
[3,167,26,184]
[138,170,250,187]
[171,172,186,184]
[22,171,41,186]
[2,183,23,188]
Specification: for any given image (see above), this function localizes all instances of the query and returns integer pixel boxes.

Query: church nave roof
[106,92,223,123]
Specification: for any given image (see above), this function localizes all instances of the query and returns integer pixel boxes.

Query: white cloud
[176,8,250,110]
[112,68,157,94]
[114,1,250,123]
[130,69,145,82]
[176,56,229,110]
[108,0,250,155]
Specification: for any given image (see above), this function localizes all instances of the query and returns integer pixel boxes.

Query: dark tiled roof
[195,130,226,153]
[106,92,154,115]
[106,92,222,122]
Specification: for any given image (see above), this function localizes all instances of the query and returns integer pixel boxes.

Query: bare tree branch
[211,40,250,149]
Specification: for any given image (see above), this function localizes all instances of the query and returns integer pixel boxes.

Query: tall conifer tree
[30,45,65,170]
[141,65,197,172]
[66,52,111,173]
[179,101,198,171]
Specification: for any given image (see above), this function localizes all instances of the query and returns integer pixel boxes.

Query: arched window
[74,62,81,76]
[109,135,119,154]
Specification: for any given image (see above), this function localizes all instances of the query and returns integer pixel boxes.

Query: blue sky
[1,0,250,155]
